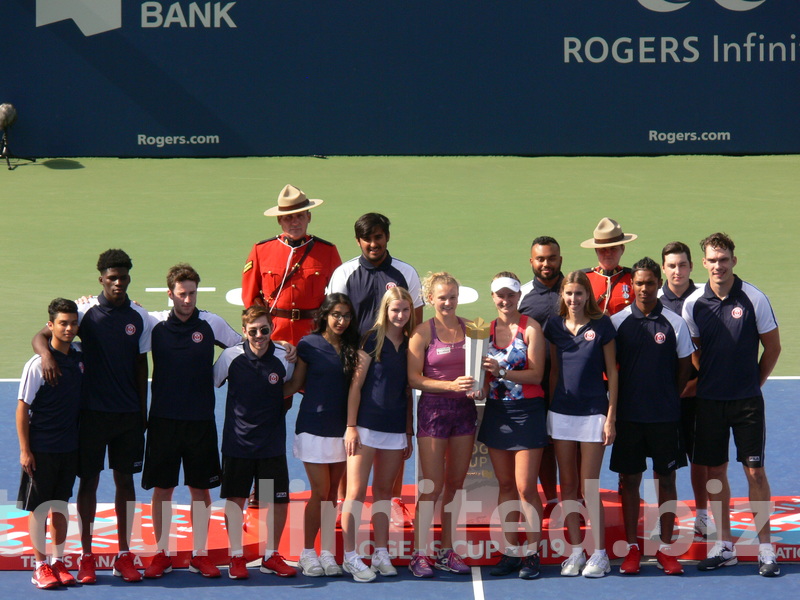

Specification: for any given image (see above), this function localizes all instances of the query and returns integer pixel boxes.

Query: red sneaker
[656,550,684,575]
[31,563,60,589]
[113,553,143,582]
[50,560,76,586]
[260,552,297,577]
[228,555,249,580]
[390,498,413,528]
[189,555,221,578]
[77,554,97,585]
[619,545,641,575]
[144,550,173,579]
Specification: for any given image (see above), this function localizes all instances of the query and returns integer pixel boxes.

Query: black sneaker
[697,542,737,571]
[519,554,541,580]
[758,547,780,577]
[489,555,521,577]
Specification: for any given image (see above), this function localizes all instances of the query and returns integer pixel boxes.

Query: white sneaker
[298,552,324,577]
[694,513,710,540]
[697,541,737,571]
[560,552,586,577]
[758,545,780,577]
[582,552,610,578]
[319,551,342,576]
[371,549,398,577]
[343,556,376,582]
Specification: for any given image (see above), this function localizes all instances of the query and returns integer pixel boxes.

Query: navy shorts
[17,450,78,512]
[79,410,144,478]
[610,420,686,476]
[692,395,766,468]
[417,396,477,439]
[220,455,290,504]
[477,397,548,451]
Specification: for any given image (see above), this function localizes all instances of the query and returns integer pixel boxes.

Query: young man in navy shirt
[658,241,709,540]
[32,249,152,583]
[18,299,83,589]
[142,264,242,579]
[682,233,781,577]
[213,306,296,580]
[611,258,694,576]
[327,213,423,527]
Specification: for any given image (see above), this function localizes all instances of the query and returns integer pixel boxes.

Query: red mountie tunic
[584,266,633,316]
[242,235,341,345]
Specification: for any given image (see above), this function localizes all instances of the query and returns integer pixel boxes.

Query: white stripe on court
[471,566,485,600]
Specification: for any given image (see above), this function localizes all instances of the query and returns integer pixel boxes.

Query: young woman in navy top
[544,270,617,578]
[478,272,546,579]
[340,287,416,582]
[285,293,359,577]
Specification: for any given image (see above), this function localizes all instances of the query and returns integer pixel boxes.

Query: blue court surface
[1,379,797,599]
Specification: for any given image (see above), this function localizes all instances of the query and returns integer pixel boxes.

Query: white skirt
[547,411,606,443]
[357,426,408,451]
[293,432,346,463]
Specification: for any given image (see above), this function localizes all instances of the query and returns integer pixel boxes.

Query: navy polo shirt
[295,334,349,437]
[214,341,293,459]
[77,294,152,413]
[543,315,616,416]
[519,273,564,326]
[658,281,700,316]
[327,253,423,336]
[357,333,408,434]
[611,301,695,423]
[682,276,778,401]
[18,343,84,453]
[149,308,242,421]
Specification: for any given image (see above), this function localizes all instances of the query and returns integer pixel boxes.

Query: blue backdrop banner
[3,1,799,156]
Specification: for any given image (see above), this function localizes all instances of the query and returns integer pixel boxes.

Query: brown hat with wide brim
[264,184,324,217]
[580,217,638,248]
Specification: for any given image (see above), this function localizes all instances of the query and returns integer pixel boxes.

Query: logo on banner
[638,0,765,11]
[36,0,122,37]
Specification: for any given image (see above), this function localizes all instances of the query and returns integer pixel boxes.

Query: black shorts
[692,395,766,468]
[141,417,221,490]
[79,410,145,479]
[610,420,686,476]
[220,455,289,504]
[17,450,78,512]
[680,396,699,461]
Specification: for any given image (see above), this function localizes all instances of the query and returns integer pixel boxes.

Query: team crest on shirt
[654,332,666,344]
[269,373,279,384]
[584,330,596,341]
[125,324,136,335]
[732,307,744,319]
[192,332,203,343]
[386,282,397,290]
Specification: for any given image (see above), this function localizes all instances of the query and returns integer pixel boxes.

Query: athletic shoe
[697,541,737,571]
[434,549,470,574]
[390,498,413,528]
[758,546,780,577]
[260,552,297,577]
[582,552,610,578]
[298,553,324,577]
[319,550,342,576]
[656,550,684,575]
[144,550,172,579]
[408,552,434,578]
[489,554,521,576]
[50,560,76,586]
[619,545,641,575]
[113,553,143,582]
[77,554,97,584]
[560,552,586,577]
[343,555,376,582]
[519,554,541,580]
[228,555,249,579]
[370,549,398,576]
[31,563,60,589]
[694,513,709,541]
[189,555,221,578]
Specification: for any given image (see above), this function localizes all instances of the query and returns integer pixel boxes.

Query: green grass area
[1,155,797,377]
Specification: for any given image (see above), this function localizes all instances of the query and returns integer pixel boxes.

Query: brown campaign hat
[580,217,638,248]
[264,184,324,217]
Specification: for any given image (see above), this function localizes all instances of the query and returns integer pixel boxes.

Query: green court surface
[1,155,797,377]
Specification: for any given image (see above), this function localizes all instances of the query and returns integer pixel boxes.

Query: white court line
[471,566,485,600]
